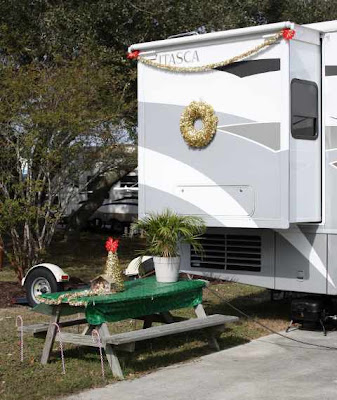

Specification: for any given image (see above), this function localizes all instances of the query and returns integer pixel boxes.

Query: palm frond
[131,209,206,257]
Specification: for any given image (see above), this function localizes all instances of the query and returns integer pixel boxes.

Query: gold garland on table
[138,31,283,73]
[180,101,218,147]
[38,287,107,307]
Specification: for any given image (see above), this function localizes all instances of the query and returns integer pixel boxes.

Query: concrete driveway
[64,329,337,400]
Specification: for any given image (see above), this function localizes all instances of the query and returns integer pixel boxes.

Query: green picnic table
[31,277,238,378]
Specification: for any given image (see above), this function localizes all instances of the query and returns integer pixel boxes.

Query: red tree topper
[282,29,295,40]
[127,50,140,60]
[105,237,119,253]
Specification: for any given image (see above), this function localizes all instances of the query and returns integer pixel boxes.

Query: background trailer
[130,20,337,295]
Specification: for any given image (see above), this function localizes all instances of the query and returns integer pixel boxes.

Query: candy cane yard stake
[92,329,105,379]
[52,322,66,374]
[16,315,24,362]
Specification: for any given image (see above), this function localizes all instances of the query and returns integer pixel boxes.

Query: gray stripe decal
[218,123,281,151]
[216,59,280,78]
[326,66,337,76]
[325,126,337,149]
[141,102,280,153]
[142,102,254,126]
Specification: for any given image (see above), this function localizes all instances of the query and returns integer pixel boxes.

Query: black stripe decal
[326,66,337,76]
[102,201,138,206]
[215,59,280,78]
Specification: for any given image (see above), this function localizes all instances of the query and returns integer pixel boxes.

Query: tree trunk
[0,238,3,270]
[66,166,137,233]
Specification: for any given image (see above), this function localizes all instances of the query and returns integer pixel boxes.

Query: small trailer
[22,263,70,307]
[130,20,337,295]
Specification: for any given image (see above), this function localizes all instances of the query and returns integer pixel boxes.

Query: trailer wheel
[25,267,63,307]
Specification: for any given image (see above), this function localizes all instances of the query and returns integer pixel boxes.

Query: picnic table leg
[194,304,220,351]
[142,315,153,329]
[99,323,124,379]
[81,325,95,336]
[161,311,174,324]
[41,307,61,364]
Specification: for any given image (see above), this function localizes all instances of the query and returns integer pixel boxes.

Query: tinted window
[291,79,318,139]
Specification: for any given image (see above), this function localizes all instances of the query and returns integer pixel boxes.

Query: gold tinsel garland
[136,30,285,147]
[38,287,107,307]
[138,31,283,73]
[180,101,218,147]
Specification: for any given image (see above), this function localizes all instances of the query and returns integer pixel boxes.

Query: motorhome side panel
[323,31,337,295]
[180,228,275,289]
[323,31,337,230]
[138,35,291,229]
[271,33,324,294]
[274,29,329,295]
[137,24,328,294]
[275,231,327,294]
[289,38,321,223]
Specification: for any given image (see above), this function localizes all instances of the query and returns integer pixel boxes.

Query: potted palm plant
[132,209,205,283]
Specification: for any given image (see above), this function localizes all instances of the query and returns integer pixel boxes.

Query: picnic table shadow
[202,288,291,322]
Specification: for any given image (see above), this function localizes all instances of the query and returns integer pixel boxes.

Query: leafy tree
[1,0,337,280]
[0,54,135,280]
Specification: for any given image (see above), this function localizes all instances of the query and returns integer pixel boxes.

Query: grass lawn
[0,233,290,400]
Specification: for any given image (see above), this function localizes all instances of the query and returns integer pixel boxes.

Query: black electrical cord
[204,283,337,351]
[137,270,337,350]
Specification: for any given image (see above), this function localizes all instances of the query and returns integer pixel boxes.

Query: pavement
[64,329,337,400]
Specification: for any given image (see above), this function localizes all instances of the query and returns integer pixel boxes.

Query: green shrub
[131,209,205,257]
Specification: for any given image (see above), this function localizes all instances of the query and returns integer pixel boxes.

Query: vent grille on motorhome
[191,234,261,272]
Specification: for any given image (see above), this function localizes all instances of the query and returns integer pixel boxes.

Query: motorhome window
[291,79,318,139]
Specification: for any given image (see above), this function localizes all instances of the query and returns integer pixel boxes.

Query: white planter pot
[153,256,180,283]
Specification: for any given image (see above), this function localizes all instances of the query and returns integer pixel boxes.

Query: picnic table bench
[24,277,238,378]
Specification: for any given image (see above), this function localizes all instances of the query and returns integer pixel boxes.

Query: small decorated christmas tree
[91,237,124,293]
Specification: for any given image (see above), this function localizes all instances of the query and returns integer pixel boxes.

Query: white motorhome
[87,170,138,232]
[63,169,138,233]
[130,20,337,295]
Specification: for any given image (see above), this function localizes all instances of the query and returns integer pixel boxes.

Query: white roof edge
[305,20,337,33]
[129,21,297,53]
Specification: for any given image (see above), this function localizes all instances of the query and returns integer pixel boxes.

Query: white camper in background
[88,170,138,233]
[130,20,337,295]
[63,170,138,233]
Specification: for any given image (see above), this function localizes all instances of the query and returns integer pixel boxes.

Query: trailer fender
[21,263,69,286]
[125,256,154,277]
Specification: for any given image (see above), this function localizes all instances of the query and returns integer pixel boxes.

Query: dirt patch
[0,281,26,308]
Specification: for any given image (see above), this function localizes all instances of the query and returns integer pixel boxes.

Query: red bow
[105,237,119,253]
[127,50,140,60]
[282,29,295,40]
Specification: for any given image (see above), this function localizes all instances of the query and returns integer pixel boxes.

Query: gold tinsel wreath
[180,101,218,148]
